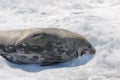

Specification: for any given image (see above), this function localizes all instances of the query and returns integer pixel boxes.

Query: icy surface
[0,0,120,80]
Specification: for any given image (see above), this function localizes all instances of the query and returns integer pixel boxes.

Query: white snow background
[0,0,120,80]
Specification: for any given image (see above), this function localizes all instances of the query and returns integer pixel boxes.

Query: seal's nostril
[92,48,96,54]
[89,48,96,54]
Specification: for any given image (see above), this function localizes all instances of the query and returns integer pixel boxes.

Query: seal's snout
[86,42,96,54]
[81,47,96,56]
[81,43,96,56]
[90,47,96,54]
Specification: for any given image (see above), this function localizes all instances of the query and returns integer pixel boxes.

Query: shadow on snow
[5,54,94,73]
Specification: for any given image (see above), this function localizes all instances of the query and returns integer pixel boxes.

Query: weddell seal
[0,28,96,66]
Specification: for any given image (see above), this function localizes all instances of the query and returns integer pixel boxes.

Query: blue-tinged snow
[0,0,120,80]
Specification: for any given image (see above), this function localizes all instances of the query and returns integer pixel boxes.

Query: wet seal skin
[0,28,96,66]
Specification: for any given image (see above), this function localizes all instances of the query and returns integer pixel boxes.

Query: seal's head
[77,39,96,56]
[81,42,96,56]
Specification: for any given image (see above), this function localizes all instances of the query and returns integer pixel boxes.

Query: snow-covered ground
[0,0,120,80]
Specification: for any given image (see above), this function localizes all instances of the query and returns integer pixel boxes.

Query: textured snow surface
[0,0,120,80]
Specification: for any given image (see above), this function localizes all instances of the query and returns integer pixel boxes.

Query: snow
[0,0,120,80]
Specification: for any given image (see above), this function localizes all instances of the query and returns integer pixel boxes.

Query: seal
[0,28,96,66]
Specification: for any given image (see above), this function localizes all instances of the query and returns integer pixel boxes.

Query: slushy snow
[0,0,120,80]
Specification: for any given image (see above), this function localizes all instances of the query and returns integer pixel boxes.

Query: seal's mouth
[81,49,95,56]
